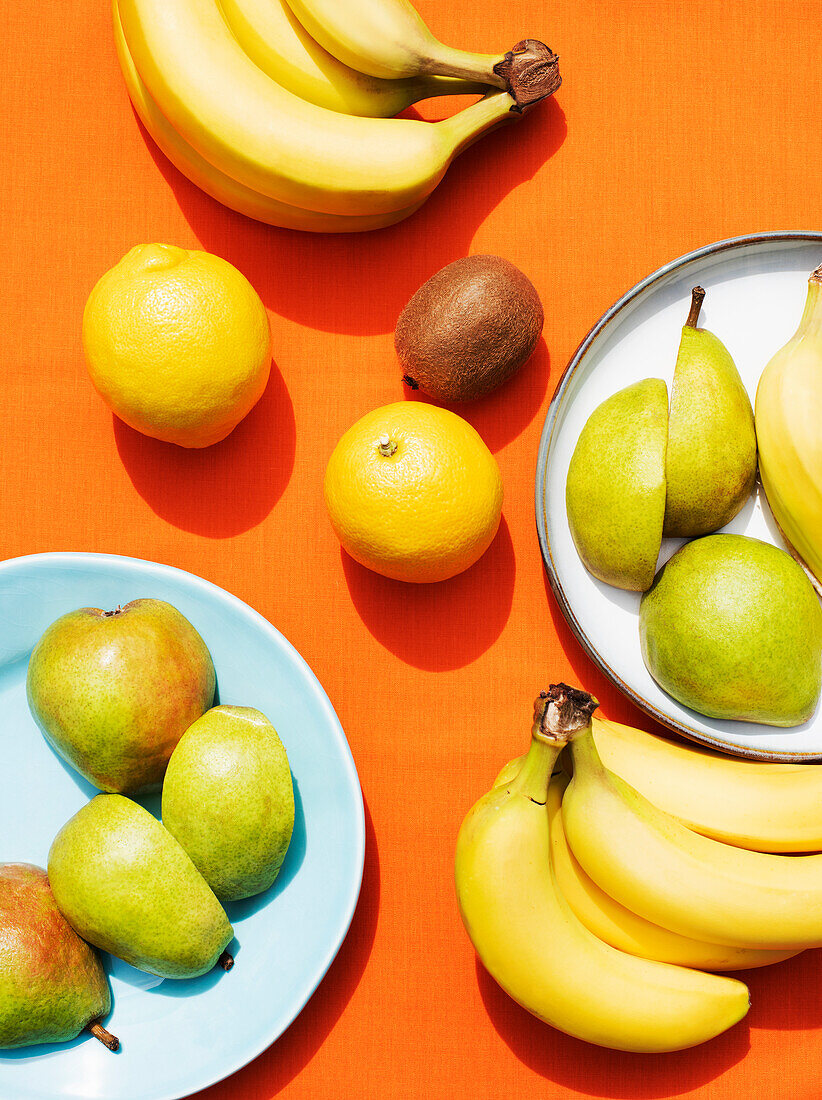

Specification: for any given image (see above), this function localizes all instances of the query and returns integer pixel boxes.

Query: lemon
[324,402,503,583]
[82,244,271,448]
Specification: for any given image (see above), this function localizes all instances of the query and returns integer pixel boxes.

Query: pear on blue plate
[162,706,294,901]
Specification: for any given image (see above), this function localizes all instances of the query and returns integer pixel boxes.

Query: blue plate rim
[534,229,822,762]
[0,549,366,1099]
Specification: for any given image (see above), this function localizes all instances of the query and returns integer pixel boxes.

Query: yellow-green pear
[663,287,757,537]
[27,599,216,793]
[48,795,233,979]
[640,534,822,726]
[162,706,294,901]
[566,378,668,591]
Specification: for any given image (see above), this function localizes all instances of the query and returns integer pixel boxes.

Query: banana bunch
[113,0,560,232]
[456,685,822,1052]
[498,713,822,852]
[756,263,822,594]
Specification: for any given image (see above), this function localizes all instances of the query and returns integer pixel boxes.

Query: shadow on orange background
[476,957,750,1095]
[476,947,822,1097]
[113,356,295,537]
[134,96,567,336]
[542,568,683,735]
[341,516,515,671]
[403,337,551,453]
[193,797,380,1099]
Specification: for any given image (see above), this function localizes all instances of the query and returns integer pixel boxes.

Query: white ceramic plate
[0,552,364,1099]
[536,231,822,761]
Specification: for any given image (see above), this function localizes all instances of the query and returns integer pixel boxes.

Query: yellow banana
[455,687,749,1053]
[284,0,559,99]
[218,0,488,116]
[114,3,422,232]
[119,0,523,217]
[563,728,822,951]
[285,0,503,82]
[756,264,822,593]
[547,772,800,972]
[499,714,822,853]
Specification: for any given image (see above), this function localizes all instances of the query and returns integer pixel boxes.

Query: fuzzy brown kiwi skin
[395,256,544,403]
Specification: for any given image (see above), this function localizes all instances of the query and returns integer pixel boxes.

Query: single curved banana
[218,0,488,116]
[114,3,422,232]
[498,714,822,853]
[563,728,822,952]
[594,717,822,853]
[119,0,519,217]
[756,264,822,593]
[285,0,504,82]
[455,687,749,1053]
[547,773,800,972]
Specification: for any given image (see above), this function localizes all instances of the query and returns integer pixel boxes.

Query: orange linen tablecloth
[3,1,822,1097]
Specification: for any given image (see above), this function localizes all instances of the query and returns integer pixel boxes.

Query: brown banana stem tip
[811,263,822,284]
[534,683,598,742]
[218,950,235,971]
[686,286,706,328]
[493,39,561,112]
[87,1020,120,1051]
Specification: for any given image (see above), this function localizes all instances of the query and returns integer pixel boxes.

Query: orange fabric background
[3,1,822,1097]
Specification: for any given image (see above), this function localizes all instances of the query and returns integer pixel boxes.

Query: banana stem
[509,685,599,803]
[436,91,519,156]
[798,276,822,338]
[686,286,706,329]
[492,40,562,111]
[417,48,507,88]
[568,725,608,777]
[535,683,599,744]
[507,736,561,804]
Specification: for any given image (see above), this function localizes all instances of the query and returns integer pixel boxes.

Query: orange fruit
[82,244,271,448]
[324,402,502,583]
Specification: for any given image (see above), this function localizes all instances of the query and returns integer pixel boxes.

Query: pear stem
[218,950,234,971]
[87,1020,120,1051]
[686,286,705,328]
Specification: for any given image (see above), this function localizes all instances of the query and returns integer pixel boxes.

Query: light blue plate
[0,552,365,1100]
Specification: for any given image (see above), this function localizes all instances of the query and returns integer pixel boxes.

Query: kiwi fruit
[395,255,543,402]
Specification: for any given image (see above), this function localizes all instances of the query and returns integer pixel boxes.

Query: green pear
[48,795,233,979]
[640,534,822,726]
[663,287,757,537]
[27,599,216,793]
[162,706,294,901]
[0,863,117,1050]
[566,378,668,591]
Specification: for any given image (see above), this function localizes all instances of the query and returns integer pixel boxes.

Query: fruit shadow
[134,97,567,336]
[341,515,515,671]
[403,338,551,453]
[475,959,750,1095]
[113,356,295,537]
[223,776,307,921]
[38,734,101,802]
[542,568,664,732]
[741,949,822,1030]
[189,796,380,1099]
[0,1022,121,1062]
